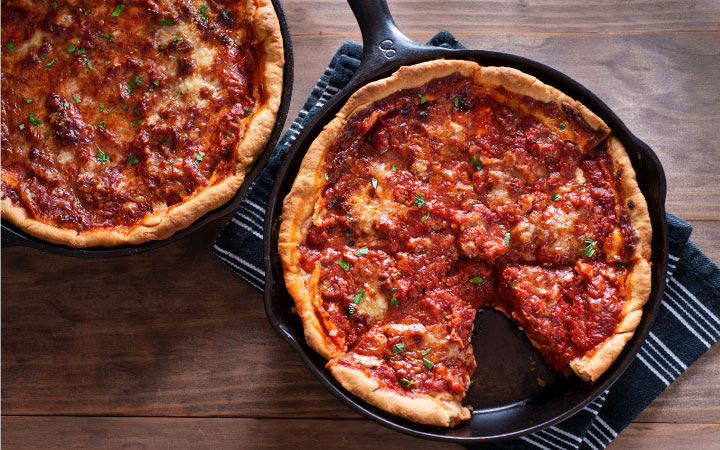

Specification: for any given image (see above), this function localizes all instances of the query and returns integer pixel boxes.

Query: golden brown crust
[1,0,284,247]
[328,361,471,427]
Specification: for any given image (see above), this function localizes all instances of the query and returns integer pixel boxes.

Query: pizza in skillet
[279,60,651,426]
[1,0,283,246]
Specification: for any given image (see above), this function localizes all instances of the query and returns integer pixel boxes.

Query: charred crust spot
[628,200,635,210]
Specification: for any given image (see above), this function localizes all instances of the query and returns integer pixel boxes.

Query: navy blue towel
[214,32,720,449]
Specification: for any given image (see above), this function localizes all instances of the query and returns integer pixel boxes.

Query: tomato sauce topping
[300,72,634,394]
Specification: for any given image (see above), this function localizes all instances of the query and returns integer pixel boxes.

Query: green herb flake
[161,135,170,144]
[51,1,58,9]
[98,34,114,43]
[504,232,511,246]
[121,104,128,110]
[509,281,514,289]
[348,239,355,246]
[40,54,47,60]
[199,4,208,21]
[346,215,356,221]
[153,80,160,86]
[421,211,430,223]
[127,155,140,166]
[127,81,134,94]
[423,358,435,370]
[45,58,56,67]
[172,34,183,42]
[85,59,93,70]
[160,18,176,26]
[99,105,105,112]
[95,144,110,163]
[97,121,105,130]
[390,298,399,307]
[351,288,365,305]
[354,247,369,257]
[134,75,141,86]
[392,342,405,354]
[414,193,425,208]
[67,43,76,53]
[582,238,596,257]
[338,258,350,271]
[367,134,373,145]
[344,230,352,238]
[28,113,42,126]
[371,177,378,189]
[421,348,431,355]
[615,262,627,268]
[551,193,561,201]
[26,99,33,104]
[110,4,126,17]
[400,378,416,388]
[77,48,86,55]
[454,96,459,108]
[18,123,25,130]
[417,93,426,104]
[5,41,15,51]
[469,277,484,284]
[559,121,567,130]
[245,109,253,115]
[45,130,49,139]
[323,173,329,181]
[471,154,483,170]
[72,94,81,103]
[347,306,355,315]
[194,151,205,165]
[105,60,111,66]
[389,287,398,292]
[169,158,174,165]
[63,101,69,108]
[391,165,399,170]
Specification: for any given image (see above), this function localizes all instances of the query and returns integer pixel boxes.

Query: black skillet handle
[347,0,444,81]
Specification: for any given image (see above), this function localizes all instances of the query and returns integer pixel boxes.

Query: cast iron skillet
[0,0,293,258]
[264,0,668,443]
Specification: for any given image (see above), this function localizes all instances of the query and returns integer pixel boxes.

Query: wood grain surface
[2,1,719,449]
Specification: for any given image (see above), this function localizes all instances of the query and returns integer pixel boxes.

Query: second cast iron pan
[264,0,668,443]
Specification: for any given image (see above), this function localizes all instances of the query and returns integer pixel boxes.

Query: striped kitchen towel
[214,33,720,449]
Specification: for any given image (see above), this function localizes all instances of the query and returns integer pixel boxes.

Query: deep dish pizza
[279,60,651,426]
[1,0,283,246]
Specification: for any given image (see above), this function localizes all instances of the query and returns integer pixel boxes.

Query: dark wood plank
[284,1,720,36]
[1,417,455,450]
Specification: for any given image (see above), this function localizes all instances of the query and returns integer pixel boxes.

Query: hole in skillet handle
[265,0,668,443]
[1,0,294,258]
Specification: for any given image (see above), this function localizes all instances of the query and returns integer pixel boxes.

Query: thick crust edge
[1,0,284,247]
[328,362,471,427]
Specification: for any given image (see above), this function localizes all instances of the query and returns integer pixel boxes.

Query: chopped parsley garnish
[160,18,176,26]
[392,342,406,354]
[347,306,355,315]
[509,281,514,289]
[582,237,596,257]
[110,4,126,17]
[389,287,398,292]
[615,262,627,269]
[559,121,567,130]
[400,378,416,388]
[172,33,183,42]
[504,232,511,246]
[344,230,351,238]
[354,247,369,257]
[390,298,399,307]
[95,144,110,163]
[161,134,170,144]
[77,48,86,55]
[194,151,205,165]
[127,155,140,166]
[45,130,49,139]
[454,96,459,107]
[391,166,398,170]
[97,121,105,130]
[127,80,134,94]
[245,109,253,115]
[72,94,81,103]
[98,34,114,43]
[417,93,426,104]
[421,348,431,355]
[85,59,93,70]
[551,193,561,201]
[51,1,58,9]
[423,358,435,370]
[338,258,350,271]
[134,75,141,86]
[6,41,15,51]
[169,158,174,165]
[414,193,425,208]
[421,211,430,223]
[18,123,25,130]
[26,99,33,103]
[40,54,47,60]
[105,60,111,66]
[323,173,329,181]
[121,104,128,110]
[348,239,355,246]
[199,4,209,21]
[471,154,483,170]
[469,277,484,284]
[153,80,160,86]
[371,177,378,189]
[28,113,42,126]
[45,58,56,67]
[67,43,76,53]
[346,214,356,221]
[99,105,105,112]
[351,288,365,305]
[63,100,69,108]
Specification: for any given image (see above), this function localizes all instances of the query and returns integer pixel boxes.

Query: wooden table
[3,1,720,448]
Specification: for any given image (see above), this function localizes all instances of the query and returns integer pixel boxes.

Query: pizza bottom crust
[328,361,471,427]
